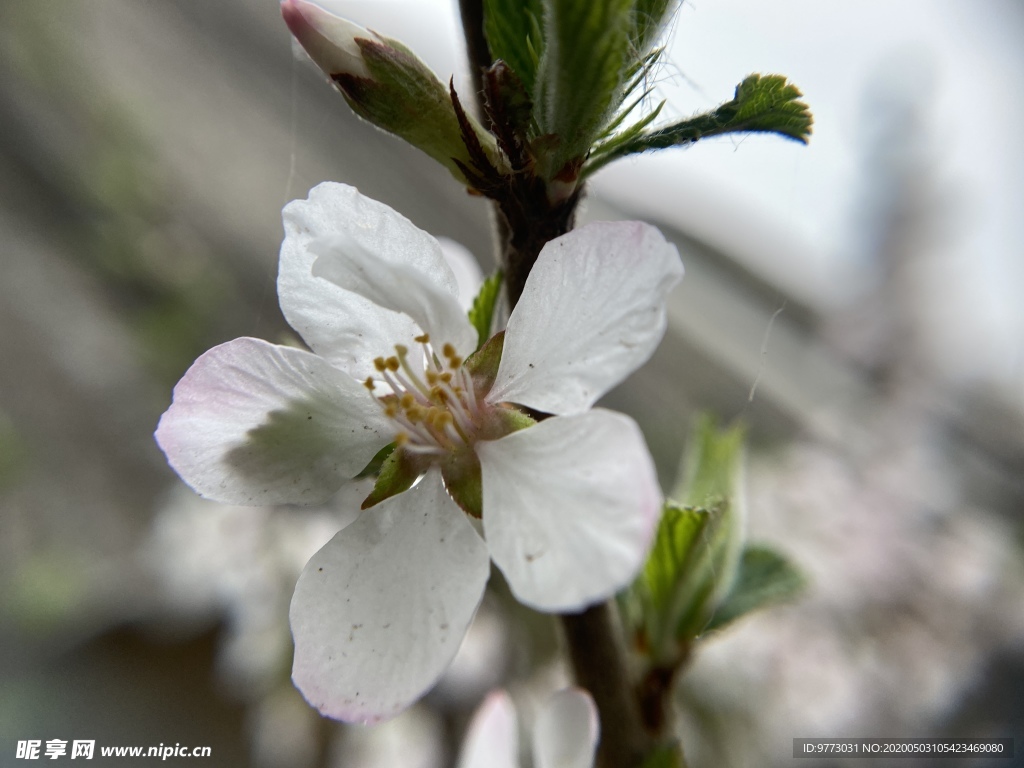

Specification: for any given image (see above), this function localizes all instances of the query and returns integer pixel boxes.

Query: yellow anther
[424,407,440,427]
[384,403,399,418]
[363,377,376,391]
[400,393,416,409]
[407,406,424,423]
[426,370,439,385]
[442,343,456,358]
[440,372,453,383]
[386,357,400,372]
[414,334,430,344]
[374,357,387,372]
[395,431,409,447]
[432,387,449,403]
[394,344,408,356]
[448,356,463,369]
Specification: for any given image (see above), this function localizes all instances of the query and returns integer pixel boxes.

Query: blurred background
[1,1,1022,766]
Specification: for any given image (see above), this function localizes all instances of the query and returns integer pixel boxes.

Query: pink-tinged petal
[479,409,661,612]
[487,222,683,415]
[155,337,389,505]
[279,183,454,378]
[310,232,476,360]
[290,470,490,723]
[533,689,599,768]
[281,0,371,79]
[457,690,520,768]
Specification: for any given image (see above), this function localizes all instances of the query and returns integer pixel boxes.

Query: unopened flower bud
[281,0,370,79]
[281,0,500,184]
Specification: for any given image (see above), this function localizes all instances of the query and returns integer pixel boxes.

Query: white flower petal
[457,690,520,768]
[488,222,683,415]
[155,337,389,505]
[311,233,476,359]
[279,182,454,377]
[438,237,485,312]
[533,689,599,768]
[479,409,661,612]
[290,469,490,723]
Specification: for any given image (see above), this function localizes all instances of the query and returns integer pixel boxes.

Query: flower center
[363,335,485,455]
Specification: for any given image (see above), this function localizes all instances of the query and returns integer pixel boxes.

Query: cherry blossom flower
[457,689,599,768]
[155,182,682,722]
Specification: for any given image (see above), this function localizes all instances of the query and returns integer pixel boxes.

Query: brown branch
[561,603,654,768]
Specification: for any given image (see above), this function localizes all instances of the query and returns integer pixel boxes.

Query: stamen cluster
[363,334,483,455]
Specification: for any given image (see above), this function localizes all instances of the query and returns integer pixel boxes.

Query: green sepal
[361,447,429,509]
[335,36,499,184]
[483,405,536,440]
[468,271,504,351]
[534,0,635,180]
[706,544,805,632]
[482,0,544,95]
[584,73,812,177]
[354,442,396,479]
[464,330,505,397]
[441,448,483,518]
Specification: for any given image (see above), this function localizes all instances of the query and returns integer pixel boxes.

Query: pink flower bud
[281,0,371,80]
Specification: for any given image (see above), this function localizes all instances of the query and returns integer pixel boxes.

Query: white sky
[329,0,1024,395]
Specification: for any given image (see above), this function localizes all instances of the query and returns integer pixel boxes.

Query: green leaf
[706,545,805,632]
[726,74,813,141]
[482,0,544,95]
[641,505,709,623]
[534,0,635,178]
[672,415,747,618]
[631,0,678,56]
[673,414,745,508]
[591,97,664,158]
[637,503,734,660]
[629,416,748,662]
[583,73,813,177]
[468,270,503,350]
